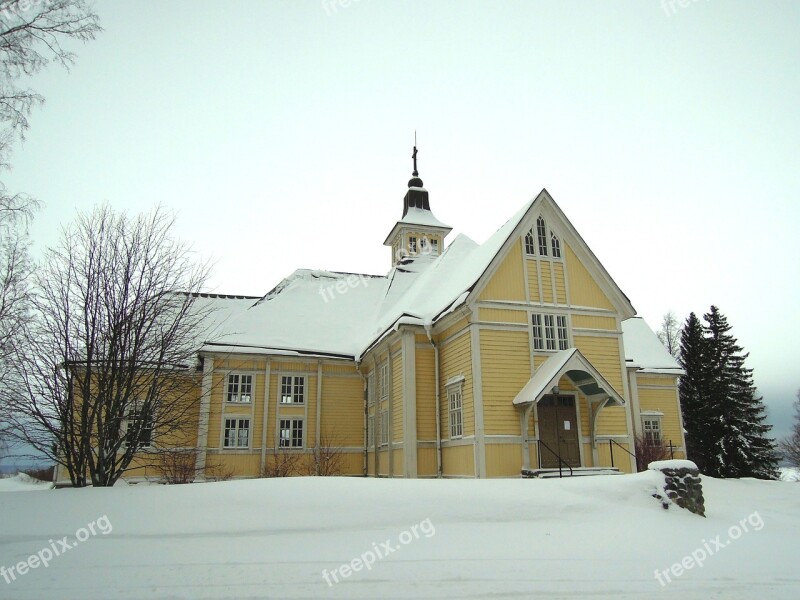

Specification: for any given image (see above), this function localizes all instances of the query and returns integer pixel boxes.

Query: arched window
[550,231,561,258]
[524,228,536,255]
[536,216,548,256]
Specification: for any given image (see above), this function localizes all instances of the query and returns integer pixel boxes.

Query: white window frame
[125,402,154,449]
[280,375,306,405]
[367,371,375,406]
[524,228,536,256]
[279,418,304,449]
[366,413,375,448]
[550,230,562,258]
[447,383,463,439]
[536,216,548,256]
[642,413,663,446]
[225,372,253,403]
[223,417,251,449]
[378,362,389,400]
[408,236,417,254]
[532,313,569,352]
[430,238,439,256]
[380,409,389,447]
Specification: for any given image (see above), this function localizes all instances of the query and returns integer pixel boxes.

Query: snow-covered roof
[621,317,683,375]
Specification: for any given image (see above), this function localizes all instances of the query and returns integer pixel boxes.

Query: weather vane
[412,131,418,177]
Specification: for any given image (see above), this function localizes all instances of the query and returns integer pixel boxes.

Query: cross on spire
[412,131,418,177]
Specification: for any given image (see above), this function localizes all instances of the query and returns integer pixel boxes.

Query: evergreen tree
[679,306,778,479]
[678,312,711,472]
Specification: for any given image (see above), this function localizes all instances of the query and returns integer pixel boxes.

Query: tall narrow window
[378,362,389,400]
[226,373,252,403]
[380,410,389,447]
[524,228,536,255]
[448,386,463,439]
[430,238,439,255]
[550,231,561,258]
[556,315,569,350]
[537,216,548,256]
[367,372,375,406]
[126,404,154,449]
[409,236,417,254]
[280,376,305,404]
[367,414,375,448]
[544,314,557,350]
[279,418,304,448]
[532,314,544,350]
[223,418,250,448]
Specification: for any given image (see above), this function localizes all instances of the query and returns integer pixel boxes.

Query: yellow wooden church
[57,151,686,482]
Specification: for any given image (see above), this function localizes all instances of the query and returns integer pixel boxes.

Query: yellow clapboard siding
[416,347,436,440]
[437,316,469,343]
[480,329,531,435]
[540,260,553,303]
[596,441,633,473]
[478,239,526,302]
[526,260,540,302]
[479,308,528,323]
[486,444,523,477]
[573,335,624,394]
[392,354,403,442]
[596,406,628,435]
[439,331,474,438]
[639,387,683,450]
[443,444,474,476]
[572,315,617,330]
[417,447,437,477]
[392,448,404,476]
[320,375,364,447]
[565,244,614,310]
[554,262,567,305]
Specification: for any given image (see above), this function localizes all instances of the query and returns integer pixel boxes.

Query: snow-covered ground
[0,472,798,599]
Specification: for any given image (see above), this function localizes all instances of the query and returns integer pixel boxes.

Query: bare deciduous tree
[656,311,681,359]
[780,389,800,468]
[305,432,344,476]
[0,0,100,166]
[634,434,670,472]
[5,205,213,487]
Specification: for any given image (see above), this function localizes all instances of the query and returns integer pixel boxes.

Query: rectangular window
[532,314,544,350]
[448,386,463,439]
[430,239,439,255]
[226,373,253,403]
[544,314,557,350]
[279,418,304,448]
[533,313,569,352]
[409,236,417,254]
[367,372,375,406]
[551,232,562,258]
[378,362,389,400]
[556,315,569,350]
[367,413,374,448]
[223,417,250,448]
[126,405,154,449]
[380,410,389,447]
[537,216,548,256]
[280,375,305,404]
[643,417,662,446]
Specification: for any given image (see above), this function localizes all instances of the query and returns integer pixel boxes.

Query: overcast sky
[3,0,799,439]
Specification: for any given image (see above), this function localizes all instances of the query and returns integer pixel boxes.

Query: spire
[412,131,419,177]
[407,133,424,195]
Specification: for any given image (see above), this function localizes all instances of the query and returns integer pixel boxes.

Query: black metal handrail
[537,439,573,478]
[608,438,635,468]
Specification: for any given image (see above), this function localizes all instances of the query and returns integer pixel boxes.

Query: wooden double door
[538,395,581,468]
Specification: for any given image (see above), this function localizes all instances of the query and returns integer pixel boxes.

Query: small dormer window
[409,236,417,254]
[537,216,548,256]
[550,231,561,258]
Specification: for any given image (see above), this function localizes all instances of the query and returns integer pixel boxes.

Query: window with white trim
[430,238,439,255]
[524,228,536,255]
[550,231,561,258]
[537,216,548,256]
[532,313,569,352]
[366,413,376,448]
[378,362,389,400]
[279,418,304,448]
[380,409,389,447]
[367,371,375,406]
[125,403,154,449]
[642,415,662,446]
[280,375,305,404]
[223,417,250,448]
[226,373,253,403]
[409,236,417,254]
[448,385,463,439]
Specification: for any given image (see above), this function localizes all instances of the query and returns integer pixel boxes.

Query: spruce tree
[680,306,778,479]
[678,312,711,472]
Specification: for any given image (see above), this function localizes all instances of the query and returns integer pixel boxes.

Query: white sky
[3,0,799,438]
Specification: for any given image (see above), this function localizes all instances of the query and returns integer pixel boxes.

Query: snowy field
[0,472,798,599]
